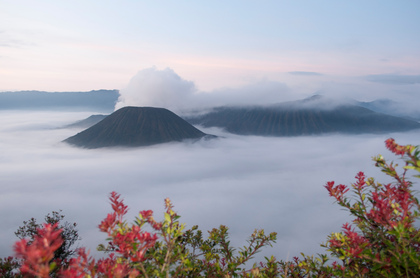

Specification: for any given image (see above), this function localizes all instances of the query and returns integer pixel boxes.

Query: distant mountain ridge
[64,107,214,148]
[356,99,420,121]
[185,97,420,136]
[0,90,119,112]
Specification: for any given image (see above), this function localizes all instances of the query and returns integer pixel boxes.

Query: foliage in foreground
[14,210,80,265]
[1,138,420,277]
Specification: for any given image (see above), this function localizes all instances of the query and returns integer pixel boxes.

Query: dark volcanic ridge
[64,107,215,149]
[185,103,420,136]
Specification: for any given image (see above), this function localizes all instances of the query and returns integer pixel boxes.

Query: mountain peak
[302,94,324,102]
[64,106,213,148]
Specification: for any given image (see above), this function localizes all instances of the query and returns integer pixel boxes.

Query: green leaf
[164,212,171,223]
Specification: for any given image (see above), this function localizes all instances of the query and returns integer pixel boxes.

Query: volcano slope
[186,104,420,136]
[64,106,213,148]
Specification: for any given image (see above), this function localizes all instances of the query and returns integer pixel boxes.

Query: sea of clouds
[1,109,419,262]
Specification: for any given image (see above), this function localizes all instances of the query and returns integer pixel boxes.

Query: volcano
[64,106,212,148]
[186,102,420,136]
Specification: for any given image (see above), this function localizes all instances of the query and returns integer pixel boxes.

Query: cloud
[1,110,419,262]
[192,80,293,109]
[364,74,420,85]
[0,39,28,48]
[115,67,197,112]
[116,67,296,114]
[0,31,36,48]
[288,71,323,76]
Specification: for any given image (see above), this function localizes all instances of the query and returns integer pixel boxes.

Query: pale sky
[1,1,420,101]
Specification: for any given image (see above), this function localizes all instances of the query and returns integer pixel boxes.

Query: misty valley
[1,90,420,270]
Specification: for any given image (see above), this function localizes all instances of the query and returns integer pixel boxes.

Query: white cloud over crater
[115,67,296,114]
[115,67,197,112]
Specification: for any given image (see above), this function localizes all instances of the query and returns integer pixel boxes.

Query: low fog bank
[1,111,420,261]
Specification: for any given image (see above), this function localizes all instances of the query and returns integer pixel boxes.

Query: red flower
[109,191,128,220]
[353,171,366,191]
[325,181,349,202]
[385,138,408,156]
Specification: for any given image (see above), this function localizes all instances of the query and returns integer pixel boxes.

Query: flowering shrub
[282,138,420,277]
[1,138,419,277]
[322,138,420,277]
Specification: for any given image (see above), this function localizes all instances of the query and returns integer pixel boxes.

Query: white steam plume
[115,67,196,113]
[115,67,296,114]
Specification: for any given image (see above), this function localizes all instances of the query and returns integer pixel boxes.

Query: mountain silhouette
[0,90,119,112]
[356,99,420,121]
[64,106,213,148]
[186,103,420,136]
[64,114,108,129]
